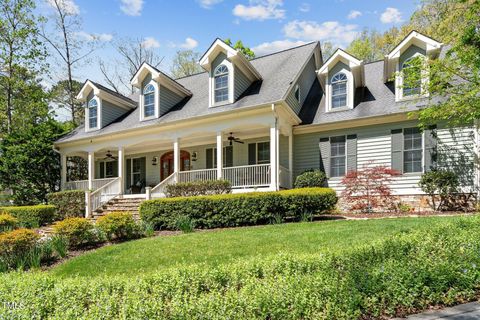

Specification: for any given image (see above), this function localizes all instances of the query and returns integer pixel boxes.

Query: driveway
[394,302,480,319]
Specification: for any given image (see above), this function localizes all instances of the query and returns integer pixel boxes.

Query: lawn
[51,215,462,278]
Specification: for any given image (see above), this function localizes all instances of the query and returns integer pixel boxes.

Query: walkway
[394,302,480,319]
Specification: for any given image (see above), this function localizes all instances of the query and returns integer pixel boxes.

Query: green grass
[51,215,462,278]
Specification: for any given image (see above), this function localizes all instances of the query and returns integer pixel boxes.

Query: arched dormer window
[402,56,422,97]
[214,64,229,104]
[88,98,98,129]
[143,84,156,118]
[331,72,348,109]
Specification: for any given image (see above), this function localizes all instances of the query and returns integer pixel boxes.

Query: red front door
[160,151,190,180]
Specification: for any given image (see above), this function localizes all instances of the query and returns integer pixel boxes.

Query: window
[248,142,270,165]
[331,72,348,109]
[214,64,229,103]
[88,99,98,129]
[143,84,155,118]
[294,84,300,103]
[402,57,422,97]
[99,161,118,178]
[330,136,346,177]
[206,146,233,169]
[403,127,423,173]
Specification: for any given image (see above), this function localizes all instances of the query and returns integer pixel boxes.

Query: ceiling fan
[227,132,244,146]
[103,150,117,160]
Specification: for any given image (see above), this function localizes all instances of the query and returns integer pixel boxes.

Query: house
[54,31,478,217]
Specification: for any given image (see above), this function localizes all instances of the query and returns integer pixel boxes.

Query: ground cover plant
[1,215,480,319]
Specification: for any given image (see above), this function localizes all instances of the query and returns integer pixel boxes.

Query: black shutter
[224,146,233,167]
[319,137,330,178]
[391,129,403,173]
[206,148,213,169]
[424,125,437,172]
[346,134,357,172]
[126,159,131,189]
[248,143,256,165]
[139,157,146,186]
[113,160,119,177]
[99,162,105,179]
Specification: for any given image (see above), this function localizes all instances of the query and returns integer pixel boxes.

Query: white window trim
[140,80,160,121]
[401,127,425,175]
[85,96,101,132]
[396,53,429,102]
[329,135,347,178]
[326,69,354,112]
[209,59,234,108]
[253,141,270,165]
[99,160,118,178]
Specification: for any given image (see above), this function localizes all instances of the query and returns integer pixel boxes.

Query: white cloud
[46,0,80,15]
[198,0,223,8]
[252,39,307,56]
[299,3,310,13]
[347,10,362,20]
[75,31,113,42]
[380,7,403,24]
[120,0,144,16]
[283,20,359,47]
[179,37,199,49]
[141,37,160,49]
[233,0,285,21]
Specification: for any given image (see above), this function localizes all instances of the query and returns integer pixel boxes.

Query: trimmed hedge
[140,188,337,230]
[96,212,140,241]
[165,179,231,197]
[0,228,40,269]
[52,218,97,249]
[0,205,56,228]
[0,214,17,233]
[47,190,85,220]
[294,170,326,188]
[2,217,480,319]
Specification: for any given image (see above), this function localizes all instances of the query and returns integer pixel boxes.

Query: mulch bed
[331,211,475,220]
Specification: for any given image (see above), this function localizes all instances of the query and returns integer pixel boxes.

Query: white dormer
[77,80,136,132]
[199,39,262,108]
[384,31,443,101]
[317,49,364,112]
[131,63,192,121]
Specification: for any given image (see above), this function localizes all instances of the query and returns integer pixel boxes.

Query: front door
[160,151,190,180]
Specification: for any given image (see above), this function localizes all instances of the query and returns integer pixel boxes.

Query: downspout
[271,104,279,190]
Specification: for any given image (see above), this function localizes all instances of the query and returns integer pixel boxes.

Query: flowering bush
[52,217,98,249]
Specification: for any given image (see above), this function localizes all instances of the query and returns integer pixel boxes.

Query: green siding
[234,66,251,100]
[286,55,317,114]
[102,100,126,128]
[159,85,183,116]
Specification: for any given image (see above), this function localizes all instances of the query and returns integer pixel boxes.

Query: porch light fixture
[152,156,158,166]
[192,152,198,162]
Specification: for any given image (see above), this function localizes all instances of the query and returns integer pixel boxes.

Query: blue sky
[39,0,419,86]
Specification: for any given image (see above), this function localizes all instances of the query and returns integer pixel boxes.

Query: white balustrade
[222,164,271,188]
[151,172,177,197]
[89,177,121,212]
[178,169,217,183]
[65,178,116,191]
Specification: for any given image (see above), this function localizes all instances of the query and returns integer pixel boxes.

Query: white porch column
[87,151,95,190]
[216,131,223,179]
[61,153,67,190]
[288,132,293,189]
[270,121,279,190]
[173,137,180,181]
[118,146,124,195]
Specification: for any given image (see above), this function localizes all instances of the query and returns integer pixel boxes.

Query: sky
[38,0,419,89]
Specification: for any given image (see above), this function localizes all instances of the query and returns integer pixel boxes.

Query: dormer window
[331,72,348,108]
[214,64,229,103]
[88,98,98,130]
[143,84,156,118]
[401,57,422,97]
[294,84,300,103]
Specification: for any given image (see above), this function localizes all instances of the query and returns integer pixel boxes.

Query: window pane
[257,142,270,163]
[88,106,97,128]
[330,136,346,177]
[144,93,155,117]
[330,157,346,177]
[214,73,229,103]
[403,127,422,173]
[403,61,422,96]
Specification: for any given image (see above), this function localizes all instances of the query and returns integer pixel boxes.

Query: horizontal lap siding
[294,122,475,195]
[234,68,251,100]
[102,100,126,127]
[159,86,183,116]
[286,55,317,115]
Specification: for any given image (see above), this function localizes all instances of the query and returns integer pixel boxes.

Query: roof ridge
[250,41,318,61]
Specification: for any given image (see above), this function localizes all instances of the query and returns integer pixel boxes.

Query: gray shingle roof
[57,41,319,143]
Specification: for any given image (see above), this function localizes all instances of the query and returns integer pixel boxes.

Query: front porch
[61,120,293,217]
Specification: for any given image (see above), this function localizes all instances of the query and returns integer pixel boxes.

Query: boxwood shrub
[165,179,232,197]
[52,217,98,249]
[47,190,85,220]
[2,217,480,319]
[0,205,56,228]
[0,214,17,233]
[96,212,140,242]
[140,188,337,230]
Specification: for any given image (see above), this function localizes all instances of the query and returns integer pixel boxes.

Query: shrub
[52,217,97,249]
[96,212,140,242]
[3,217,480,318]
[47,190,85,220]
[341,165,401,213]
[0,228,40,270]
[0,205,56,228]
[419,170,460,211]
[294,170,326,188]
[140,188,337,230]
[175,215,195,233]
[165,179,231,197]
[0,214,18,233]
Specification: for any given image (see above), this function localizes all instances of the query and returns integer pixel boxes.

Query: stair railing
[85,177,121,218]
[151,172,177,198]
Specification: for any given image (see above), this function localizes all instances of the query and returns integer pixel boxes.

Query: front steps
[92,197,145,221]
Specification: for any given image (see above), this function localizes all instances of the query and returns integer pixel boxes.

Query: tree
[224,39,255,59]
[99,37,164,94]
[0,0,46,134]
[341,165,401,213]
[41,0,99,125]
[321,41,335,61]
[0,118,68,204]
[170,50,203,79]
[49,79,83,124]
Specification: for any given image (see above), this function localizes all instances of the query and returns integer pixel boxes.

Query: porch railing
[279,166,291,189]
[222,164,271,188]
[151,172,177,197]
[65,178,116,191]
[178,168,217,183]
[88,177,121,215]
